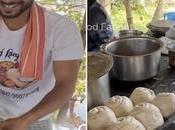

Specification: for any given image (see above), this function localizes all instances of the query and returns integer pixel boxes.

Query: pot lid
[88,52,113,80]
[147,20,175,33]
[151,20,174,28]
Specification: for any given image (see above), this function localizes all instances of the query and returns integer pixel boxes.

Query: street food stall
[88,0,175,130]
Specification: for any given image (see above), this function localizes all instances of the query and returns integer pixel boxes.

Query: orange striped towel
[19,3,45,80]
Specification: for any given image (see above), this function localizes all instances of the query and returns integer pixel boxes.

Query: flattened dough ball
[105,95,133,117]
[152,93,175,118]
[130,87,155,105]
[130,103,164,130]
[88,106,117,130]
[106,116,146,130]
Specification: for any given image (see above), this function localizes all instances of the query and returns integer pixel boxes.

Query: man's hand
[0,118,29,130]
[0,60,80,130]
[19,60,80,124]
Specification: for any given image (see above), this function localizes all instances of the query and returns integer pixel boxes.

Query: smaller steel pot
[88,52,113,109]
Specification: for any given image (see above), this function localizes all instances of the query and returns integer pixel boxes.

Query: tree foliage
[37,0,86,28]
[110,0,175,31]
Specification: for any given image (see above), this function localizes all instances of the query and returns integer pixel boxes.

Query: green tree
[110,0,175,32]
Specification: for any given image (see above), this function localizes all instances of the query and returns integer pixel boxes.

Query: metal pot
[119,30,144,37]
[146,20,175,38]
[146,23,166,38]
[100,36,164,81]
[88,52,113,109]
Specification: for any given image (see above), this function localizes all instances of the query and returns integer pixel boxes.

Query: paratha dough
[105,95,133,117]
[106,116,146,130]
[130,87,155,105]
[152,93,175,118]
[130,103,164,130]
[88,106,117,130]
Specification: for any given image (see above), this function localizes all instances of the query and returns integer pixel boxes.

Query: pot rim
[100,36,164,58]
[119,29,144,36]
[88,52,114,79]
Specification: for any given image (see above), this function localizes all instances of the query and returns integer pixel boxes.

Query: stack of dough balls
[88,87,175,130]
[130,103,164,130]
[105,96,134,117]
[106,116,146,130]
[130,87,156,105]
[88,106,117,130]
[152,93,175,118]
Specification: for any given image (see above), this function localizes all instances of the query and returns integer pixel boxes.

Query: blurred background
[109,0,175,32]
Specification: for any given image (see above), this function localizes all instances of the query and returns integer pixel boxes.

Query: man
[0,0,83,130]
[88,0,113,51]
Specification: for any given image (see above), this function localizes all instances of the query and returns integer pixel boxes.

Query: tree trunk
[123,0,134,29]
[151,0,164,22]
[144,0,153,7]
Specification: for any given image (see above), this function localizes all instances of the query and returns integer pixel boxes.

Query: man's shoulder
[44,9,75,28]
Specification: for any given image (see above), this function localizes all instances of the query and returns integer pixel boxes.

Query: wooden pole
[123,0,134,29]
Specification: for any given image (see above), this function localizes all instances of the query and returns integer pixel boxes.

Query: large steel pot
[100,36,164,81]
[88,52,113,109]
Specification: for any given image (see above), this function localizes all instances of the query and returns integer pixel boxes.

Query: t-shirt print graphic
[0,61,35,89]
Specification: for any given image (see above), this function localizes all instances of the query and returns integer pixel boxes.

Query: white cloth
[0,9,84,120]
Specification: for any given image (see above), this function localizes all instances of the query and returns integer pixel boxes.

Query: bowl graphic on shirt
[0,61,35,89]
[0,61,15,87]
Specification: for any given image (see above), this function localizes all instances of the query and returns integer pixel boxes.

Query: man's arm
[22,60,80,124]
[0,60,80,130]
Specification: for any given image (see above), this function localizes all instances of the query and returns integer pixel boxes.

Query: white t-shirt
[0,9,84,120]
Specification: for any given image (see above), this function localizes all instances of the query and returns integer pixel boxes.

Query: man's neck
[2,8,31,31]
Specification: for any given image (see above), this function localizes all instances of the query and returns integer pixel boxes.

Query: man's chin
[1,15,18,19]
[0,11,23,19]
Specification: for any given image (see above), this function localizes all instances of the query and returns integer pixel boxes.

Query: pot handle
[100,44,107,54]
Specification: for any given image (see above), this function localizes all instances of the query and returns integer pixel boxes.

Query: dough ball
[88,106,117,130]
[106,116,146,130]
[130,87,155,105]
[130,103,164,130]
[105,95,133,117]
[152,93,175,118]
